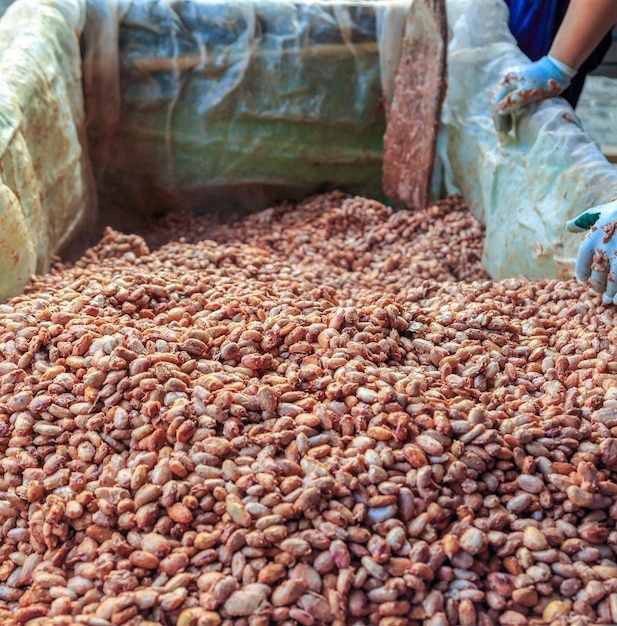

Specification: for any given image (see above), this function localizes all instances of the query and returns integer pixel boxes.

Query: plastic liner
[0,0,96,300]
[436,0,617,280]
[81,0,411,224]
[2,0,617,299]
[0,1,14,16]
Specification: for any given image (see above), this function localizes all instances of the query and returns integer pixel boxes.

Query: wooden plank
[382,0,448,211]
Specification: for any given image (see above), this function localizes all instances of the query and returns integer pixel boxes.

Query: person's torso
[505,0,566,61]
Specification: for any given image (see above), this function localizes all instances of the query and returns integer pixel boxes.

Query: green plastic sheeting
[83,1,406,222]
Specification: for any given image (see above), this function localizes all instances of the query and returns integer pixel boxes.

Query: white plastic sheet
[437,0,617,280]
[0,0,95,300]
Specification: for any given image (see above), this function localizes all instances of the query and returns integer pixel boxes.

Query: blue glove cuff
[546,54,577,82]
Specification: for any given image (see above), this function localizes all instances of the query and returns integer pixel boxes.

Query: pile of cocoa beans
[0,193,615,626]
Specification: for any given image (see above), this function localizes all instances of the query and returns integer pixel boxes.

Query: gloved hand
[491,55,577,133]
[566,200,617,304]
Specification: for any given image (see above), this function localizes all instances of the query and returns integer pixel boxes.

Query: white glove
[566,200,617,304]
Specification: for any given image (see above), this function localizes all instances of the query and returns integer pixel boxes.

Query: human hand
[566,201,617,304]
[491,55,576,133]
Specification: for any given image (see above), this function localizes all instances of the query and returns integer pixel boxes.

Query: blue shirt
[505,0,564,61]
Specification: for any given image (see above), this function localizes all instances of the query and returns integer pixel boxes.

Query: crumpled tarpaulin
[0,0,95,299]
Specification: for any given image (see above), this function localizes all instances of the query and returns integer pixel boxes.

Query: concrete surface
[577,75,617,162]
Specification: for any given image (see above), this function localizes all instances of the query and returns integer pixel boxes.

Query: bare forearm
[549,0,617,69]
